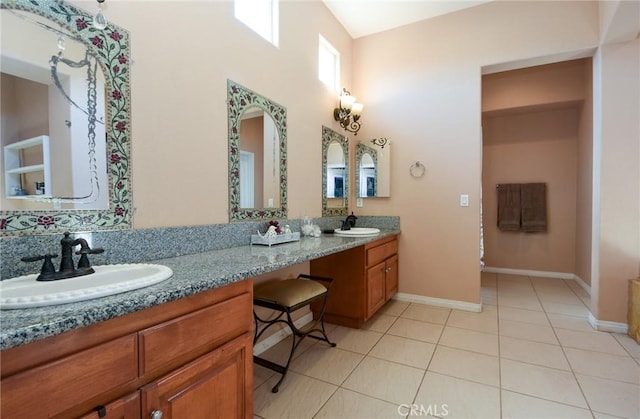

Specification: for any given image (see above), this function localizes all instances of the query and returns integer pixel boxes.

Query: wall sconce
[371,137,390,149]
[333,88,363,135]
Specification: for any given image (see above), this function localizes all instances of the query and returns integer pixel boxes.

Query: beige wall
[68,0,353,227]
[352,1,598,304]
[482,107,579,273]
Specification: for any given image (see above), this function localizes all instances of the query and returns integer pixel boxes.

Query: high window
[235,0,279,47]
[319,35,340,92]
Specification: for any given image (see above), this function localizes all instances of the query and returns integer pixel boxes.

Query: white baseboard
[588,313,628,334]
[253,312,314,356]
[572,274,592,295]
[394,293,482,313]
[483,266,574,280]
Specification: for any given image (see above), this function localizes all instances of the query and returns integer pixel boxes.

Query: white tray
[251,232,300,246]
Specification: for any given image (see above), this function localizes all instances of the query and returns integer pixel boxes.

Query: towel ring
[410,161,426,178]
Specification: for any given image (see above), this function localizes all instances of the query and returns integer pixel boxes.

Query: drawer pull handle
[151,410,164,419]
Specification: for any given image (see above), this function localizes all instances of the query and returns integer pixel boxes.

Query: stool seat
[253,274,336,393]
[254,278,327,309]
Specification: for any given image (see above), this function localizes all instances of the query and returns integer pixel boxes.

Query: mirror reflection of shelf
[3,135,51,198]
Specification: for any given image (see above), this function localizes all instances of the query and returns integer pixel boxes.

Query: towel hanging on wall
[497,184,521,231]
[521,183,547,232]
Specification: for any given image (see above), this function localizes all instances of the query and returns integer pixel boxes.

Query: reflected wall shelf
[3,135,51,198]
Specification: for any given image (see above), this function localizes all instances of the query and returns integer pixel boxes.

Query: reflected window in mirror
[0,0,132,236]
[322,126,348,216]
[357,140,391,198]
[356,143,377,198]
[228,80,287,221]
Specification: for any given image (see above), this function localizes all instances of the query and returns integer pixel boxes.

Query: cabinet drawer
[1,334,137,419]
[366,239,398,267]
[139,292,252,375]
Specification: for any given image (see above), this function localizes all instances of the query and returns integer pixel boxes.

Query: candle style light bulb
[57,36,66,53]
[93,1,107,30]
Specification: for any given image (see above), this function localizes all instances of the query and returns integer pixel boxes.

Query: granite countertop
[0,230,399,350]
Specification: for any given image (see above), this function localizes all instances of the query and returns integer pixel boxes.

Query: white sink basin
[334,227,381,237]
[0,264,173,309]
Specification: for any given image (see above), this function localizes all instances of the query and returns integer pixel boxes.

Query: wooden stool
[253,274,336,393]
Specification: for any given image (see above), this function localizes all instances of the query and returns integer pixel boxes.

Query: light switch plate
[356,197,363,207]
[460,194,469,207]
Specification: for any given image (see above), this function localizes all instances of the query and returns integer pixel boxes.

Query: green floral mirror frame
[0,0,132,236]
[227,80,287,221]
[322,126,349,216]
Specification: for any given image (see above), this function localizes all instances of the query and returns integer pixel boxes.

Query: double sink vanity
[0,1,398,417]
[0,226,400,418]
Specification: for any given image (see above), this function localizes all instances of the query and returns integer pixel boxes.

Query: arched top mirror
[0,0,132,236]
[356,143,378,198]
[322,126,348,216]
[228,80,287,221]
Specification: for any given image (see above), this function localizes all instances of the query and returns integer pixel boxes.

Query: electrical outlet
[356,197,363,207]
[460,194,469,207]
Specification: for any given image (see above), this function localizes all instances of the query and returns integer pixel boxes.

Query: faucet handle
[75,247,104,270]
[76,247,104,255]
[21,254,58,280]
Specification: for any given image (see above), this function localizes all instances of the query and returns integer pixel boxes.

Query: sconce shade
[334,88,362,135]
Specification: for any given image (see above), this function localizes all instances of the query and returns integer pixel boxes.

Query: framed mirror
[322,126,348,216]
[0,0,132,236]
[356,143,377,198]
[356,141,391,198]
[228,80,287,221]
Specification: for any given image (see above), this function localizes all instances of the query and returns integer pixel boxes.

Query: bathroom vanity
[310,234,399,327]
[1,280,253,419]
[0,229,399,418]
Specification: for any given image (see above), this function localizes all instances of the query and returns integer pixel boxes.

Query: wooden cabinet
[311,235,399,328]
[0,280,253,419]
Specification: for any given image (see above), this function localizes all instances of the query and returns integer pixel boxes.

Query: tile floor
[253,273,640,419]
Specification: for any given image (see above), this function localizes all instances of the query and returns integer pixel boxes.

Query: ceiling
[323,0,492,38]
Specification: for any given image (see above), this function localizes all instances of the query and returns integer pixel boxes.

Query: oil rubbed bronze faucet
[21,232,104,281]
[340,212,358,230]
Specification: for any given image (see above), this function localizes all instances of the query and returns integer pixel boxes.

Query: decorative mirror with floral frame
[227,80,287,221]
[0,0,132,236]
[322,126,348,216]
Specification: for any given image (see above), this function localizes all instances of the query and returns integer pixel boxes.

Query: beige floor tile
[530,276,570,288]
[428,345,499,386]
[592,413,629,419]
[314,388,402,419]
[576,373,640,418]
[541,301,591,317]
[481,288,498,306]
[342,357,424,405]
[564,347,640,384]
[446,309,498,334]
[555,328,628,356]
[497,273,534,286]
[481,272,497,288]
[613,333,640,359]
[378,299,409,316]
[500,358,588,408]
[547,313,595,332]
[499,319,559,345]
[401,303,451,325]
[537,291,586,306]
[368,334,436,369]
[498,294,544,311]
[361,313,397,333]
[501,390,593,419]
[253,371,337,419]
[256,334,316,366]
[289,346,363,385]
[254,364,275,389]
[499,306,550,325]
[500,335,570,370]
[565,280,590,298]
[387,317,444,343]
[329,325,383,354]
[414,371,501,419]
[439,326,499,356]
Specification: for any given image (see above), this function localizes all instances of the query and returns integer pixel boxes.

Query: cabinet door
[79,392,140,419]
[141,333,253,419]
[366,261,386,319]
[385,255,399,301]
